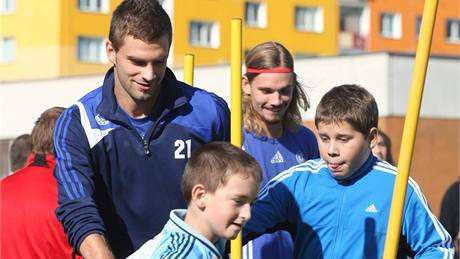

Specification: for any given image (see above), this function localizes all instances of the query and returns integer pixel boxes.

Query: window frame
[0,0,16,13]
[189,21,220,48]
[244,1,267,28]
[380,12,402,39]
[446,19,460,43]
[294,6,324,33]
[77,0,109,13]
[1,37,16,63]
[77,36,106,63]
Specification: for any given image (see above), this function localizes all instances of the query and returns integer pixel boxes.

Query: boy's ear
[190,184,207,210]
[106,40,116,65]
[242,76,251,96]
[368,127,378,148]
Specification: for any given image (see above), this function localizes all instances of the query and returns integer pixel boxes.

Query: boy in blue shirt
[243,84,454,258]
[129,142,262,259]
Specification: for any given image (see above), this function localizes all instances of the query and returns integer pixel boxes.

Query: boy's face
[317,121,377,180]
[242,73,294,125]
[203,172,259,242]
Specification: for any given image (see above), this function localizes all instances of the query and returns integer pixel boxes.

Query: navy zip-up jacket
[53,67,230,258]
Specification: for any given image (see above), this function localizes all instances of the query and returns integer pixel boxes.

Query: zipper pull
[143,139,150,155]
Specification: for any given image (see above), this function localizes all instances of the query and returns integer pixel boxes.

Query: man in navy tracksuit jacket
[53,1,229,258]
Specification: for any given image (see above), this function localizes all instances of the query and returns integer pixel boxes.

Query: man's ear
[190,184,207,210]
[368,127,378,149]
[242,76,251,96]
[106,40,116,65]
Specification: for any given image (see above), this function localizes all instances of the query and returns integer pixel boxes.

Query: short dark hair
[181,142,262,204]
[31,107,65,155]
[109,0,172,51]
[315,84,378,136]
[9,134,32,171]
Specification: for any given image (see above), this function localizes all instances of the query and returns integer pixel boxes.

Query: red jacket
[1,153,81,259]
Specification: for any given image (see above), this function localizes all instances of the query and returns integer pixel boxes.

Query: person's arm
[243,171,297,243]
[80,233,115,259]
[210,93,230,142]
[402,180,455,258]
[54,106,108,255]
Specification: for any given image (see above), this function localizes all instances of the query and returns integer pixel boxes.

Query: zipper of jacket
[331,185,347,258]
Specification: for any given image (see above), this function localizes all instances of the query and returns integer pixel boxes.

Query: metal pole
[230,18,243,259]
[184,54,194,86]
[383,0,439,258]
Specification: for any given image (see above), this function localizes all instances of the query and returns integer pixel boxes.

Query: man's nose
[141,64,156,82]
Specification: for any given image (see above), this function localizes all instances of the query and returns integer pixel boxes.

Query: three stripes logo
[365,203,378,213]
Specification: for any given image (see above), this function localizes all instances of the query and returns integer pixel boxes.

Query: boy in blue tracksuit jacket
[243,84,454,258]
[53,1,229,258]
[128,142,262,259]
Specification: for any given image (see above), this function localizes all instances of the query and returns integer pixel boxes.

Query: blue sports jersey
[127,209,226,259]
[243,155,455,258]
[54,67,230,258]
[242,127,319,259]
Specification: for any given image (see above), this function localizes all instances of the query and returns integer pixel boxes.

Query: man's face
[107,35,170,105]
[317,121,376,180]
[243,73,294,125]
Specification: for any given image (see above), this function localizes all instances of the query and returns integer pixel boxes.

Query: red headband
[246,67,293,74]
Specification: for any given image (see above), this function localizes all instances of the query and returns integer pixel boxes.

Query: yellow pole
[383,0,439,258]
[230,18,243,259]
[184,54,194,86]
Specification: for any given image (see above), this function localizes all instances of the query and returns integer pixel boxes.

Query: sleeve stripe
[163,233,194,258]
[258,159,325,200]
[374,162,453,254]
[54,109,77,200]
[55,107,86,199]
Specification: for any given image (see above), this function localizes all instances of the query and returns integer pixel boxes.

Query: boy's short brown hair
[31,106,65,154]
[109,0,172,51]
[315,84,378,136]
[181,142,262,204]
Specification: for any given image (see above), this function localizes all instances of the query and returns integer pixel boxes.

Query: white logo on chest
[270,151,284,164]
[95,114,109,126]
[365,203,378,213]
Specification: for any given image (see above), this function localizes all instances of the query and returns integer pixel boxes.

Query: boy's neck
[184,207,218,243]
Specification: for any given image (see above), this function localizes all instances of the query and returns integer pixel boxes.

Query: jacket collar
[26,153,56,168]
[96,67,189,123]
[334,153,377,185]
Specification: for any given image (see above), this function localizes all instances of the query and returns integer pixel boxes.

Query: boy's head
[315,84,378,180]
[108,0,172,52]
[182,141,262,241]
[32,106,65,155]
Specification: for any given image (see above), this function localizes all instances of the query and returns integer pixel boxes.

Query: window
[245,2,267,28]
[380,13,402,39]
[189,21,220,48]
[0,0,15,13]
[78,0,109,13]
[446,19,460,43]
[77,37,106,63]
[1,37,15,63]
[415,16,422,38]
[295,6,324,33]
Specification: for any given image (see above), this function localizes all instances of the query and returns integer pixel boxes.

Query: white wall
[1,52,458,140]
